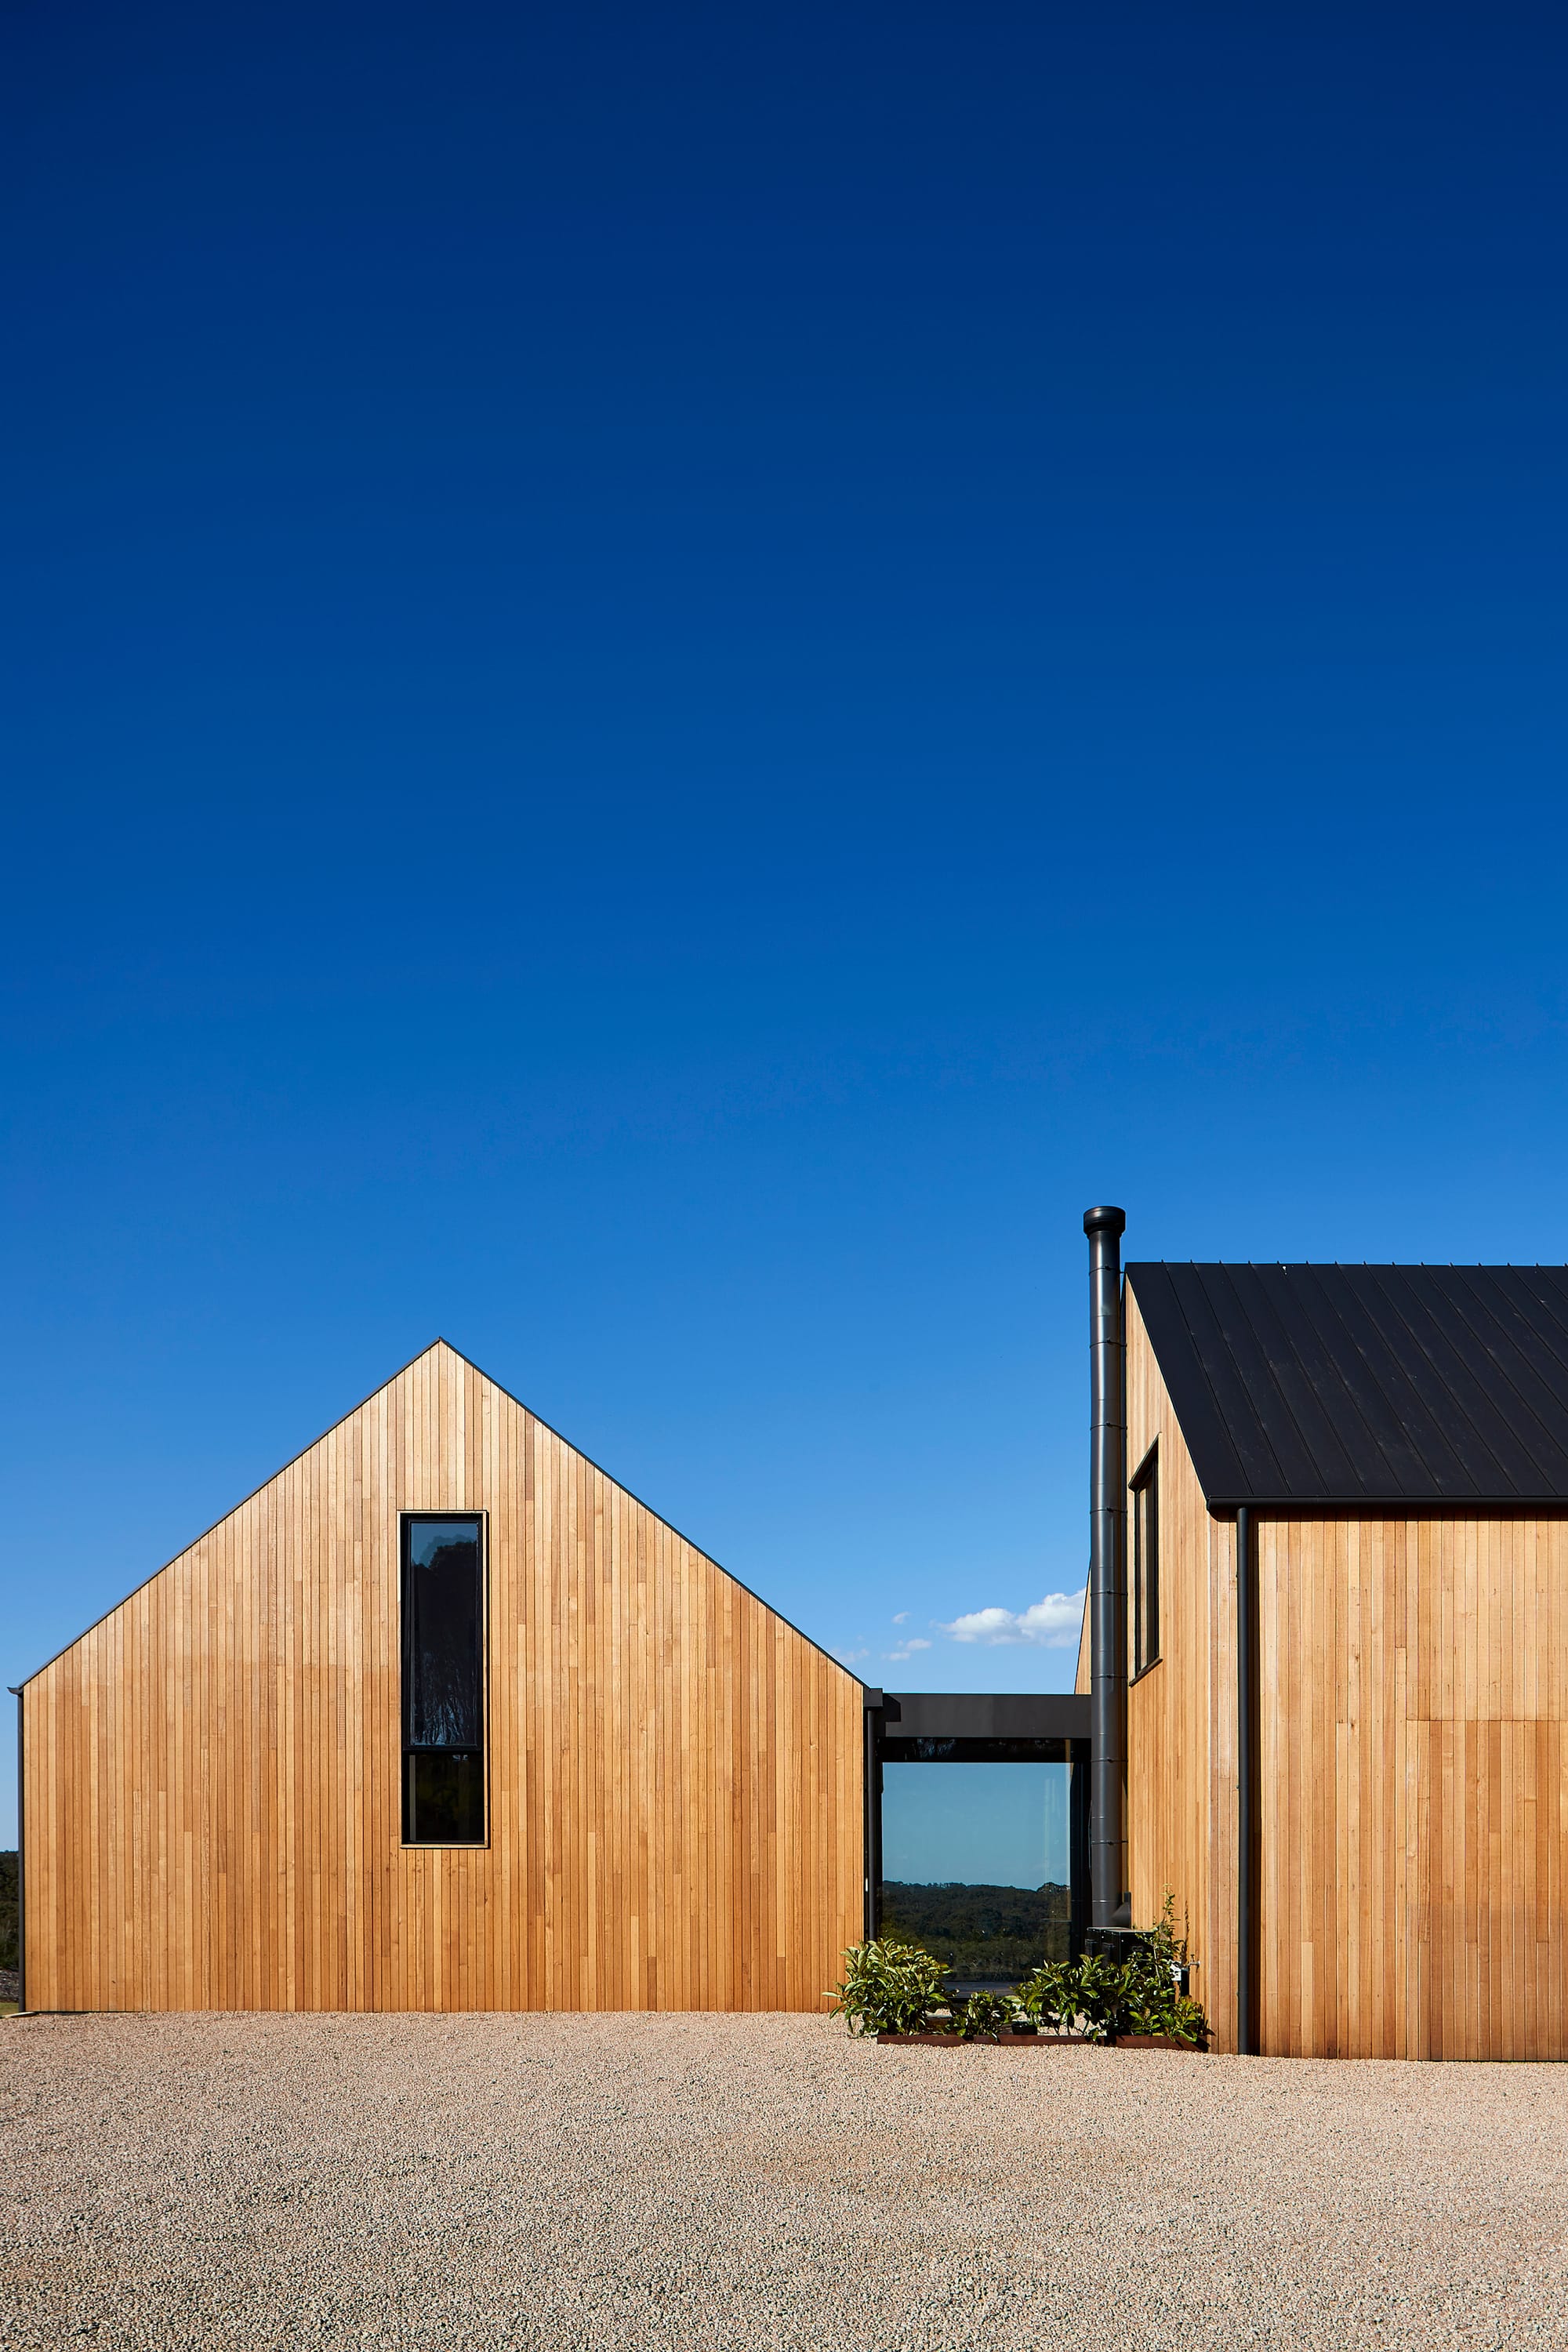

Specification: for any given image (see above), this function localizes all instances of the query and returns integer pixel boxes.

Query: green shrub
[826,1896,1210,2048]
[1114,1891,1208,2046]
[825,1938,951,2035]
[1015,1893,1210,2047]
[1121,1982,1208,2044]
[1013,1956,1080,2032]
[948,1987,1022,2042]
[1069,1951,1127,2042]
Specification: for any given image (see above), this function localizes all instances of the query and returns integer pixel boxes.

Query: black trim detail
[880,1734,1081,1763]
[400,1512,488,1849]
[862,1690,883,1940]
[880,1692,1090,1741]
[871,1692,1092,1959]
[1130,1439,1160,1678]
[1236,1506,1259,2055]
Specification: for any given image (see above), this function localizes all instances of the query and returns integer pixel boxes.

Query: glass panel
[879,1759,1073,1987]
[1145,1468,1160,1661]
[406,1751,485,1845]
[403,1519,482,1749]
[1133,1482,1145,1671]
[1132,1467,1160,1673]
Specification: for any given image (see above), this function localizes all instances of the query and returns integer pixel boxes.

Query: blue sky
[5,2,1568,1843]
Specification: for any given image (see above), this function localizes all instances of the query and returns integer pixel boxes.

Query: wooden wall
[1124,1284,1240,2050]
[1258,1516,1568,2060]
[1125,1284,1568,2060]
[22,1341,865,2013]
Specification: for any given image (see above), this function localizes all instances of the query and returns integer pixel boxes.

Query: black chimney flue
[1084,1206,1128,1930]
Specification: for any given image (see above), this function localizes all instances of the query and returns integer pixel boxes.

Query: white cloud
[891,1611,909,1624]
[938,1588,1086,1648]
[833,1646,871,1664]
[884,1636,932,1663]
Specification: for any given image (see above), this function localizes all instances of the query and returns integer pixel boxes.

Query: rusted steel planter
[874,2029,1082,2046]
[1112,2033,1206,2052]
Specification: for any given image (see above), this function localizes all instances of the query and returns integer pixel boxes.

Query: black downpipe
[8,1682,22,2015]
[1068,1738,1091,1962]
[862,1690,883,1941]
[1236,1508,1259,2054]
[1085,1205,1128,1931]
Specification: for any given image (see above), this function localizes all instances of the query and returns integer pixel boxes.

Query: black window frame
[399,1509,489,1849]
[1129,1442,1160,1679]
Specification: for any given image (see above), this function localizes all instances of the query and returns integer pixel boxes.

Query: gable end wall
[23,1341,864,2013]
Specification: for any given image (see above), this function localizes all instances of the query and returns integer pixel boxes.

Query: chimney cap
[1083,1204,1127,1236]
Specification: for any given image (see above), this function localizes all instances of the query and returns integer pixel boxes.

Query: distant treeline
[0,1853,16,1973]
[879,1879,1073,1979]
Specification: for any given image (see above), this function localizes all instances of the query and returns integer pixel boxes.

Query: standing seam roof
[1127,1262,1568,1509]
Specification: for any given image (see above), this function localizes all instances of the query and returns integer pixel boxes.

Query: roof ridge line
[20,1338,862,1693]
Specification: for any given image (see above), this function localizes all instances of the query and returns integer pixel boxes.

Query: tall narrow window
[401,1514,486,1845]
[1130,1445,1160,1676]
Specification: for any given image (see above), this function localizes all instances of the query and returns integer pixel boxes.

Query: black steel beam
[880,1692,1090,1742]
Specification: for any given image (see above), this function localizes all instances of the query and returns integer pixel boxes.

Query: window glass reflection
[880,1760,1073,1986]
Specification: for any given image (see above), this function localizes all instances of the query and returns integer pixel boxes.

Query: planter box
[874,2029,1073,2047]
[1112,2033,1205,2052]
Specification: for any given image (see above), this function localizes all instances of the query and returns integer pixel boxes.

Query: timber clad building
[16,1343,865,2015]
[1105,1255,1568,2063]
[15,1218,1568,2060]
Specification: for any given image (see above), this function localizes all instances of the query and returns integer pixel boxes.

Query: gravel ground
[2,2013,1566,2351]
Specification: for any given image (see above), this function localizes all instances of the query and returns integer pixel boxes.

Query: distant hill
[879,1879,1073,1980]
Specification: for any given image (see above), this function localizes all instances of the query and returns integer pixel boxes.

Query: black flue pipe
[1085,1205,1128,1930]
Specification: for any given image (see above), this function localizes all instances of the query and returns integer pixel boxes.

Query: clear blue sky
[5,3,1568,1844]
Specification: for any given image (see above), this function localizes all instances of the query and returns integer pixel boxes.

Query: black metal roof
[1126,1261,1568,1511]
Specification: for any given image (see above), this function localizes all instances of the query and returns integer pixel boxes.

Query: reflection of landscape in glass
[878,1881,1073,1982]
[880,1761,1073,1984]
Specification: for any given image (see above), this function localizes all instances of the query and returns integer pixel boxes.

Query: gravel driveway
[3,2011,1565,2350]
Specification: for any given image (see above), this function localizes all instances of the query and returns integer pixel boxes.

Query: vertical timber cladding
[21,1341,865,2013]
[1257,1515,1568,2061]
[1123,1284,1236,2049]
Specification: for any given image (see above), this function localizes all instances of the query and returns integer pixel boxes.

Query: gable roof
[16,1337,859,1689]
[1127,1262,1568,1511]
